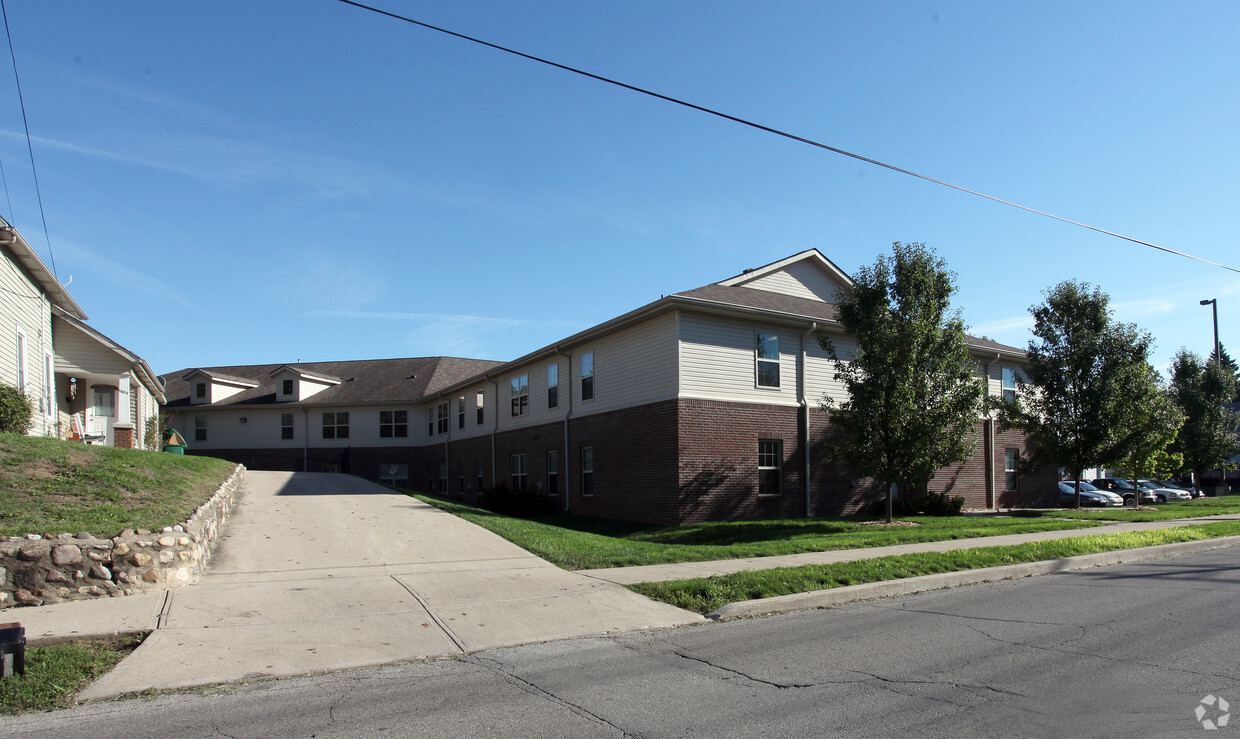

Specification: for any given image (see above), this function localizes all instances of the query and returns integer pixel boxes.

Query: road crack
[464,654,632,737]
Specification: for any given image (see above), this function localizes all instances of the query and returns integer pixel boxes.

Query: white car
[1136,480,1193,503]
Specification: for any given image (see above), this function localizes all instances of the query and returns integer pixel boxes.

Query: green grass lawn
[1021,495,1240,523]
[0,433,238,537]
[0,637,140,714]
[410,493,1104,570]
[629,521,1240,614]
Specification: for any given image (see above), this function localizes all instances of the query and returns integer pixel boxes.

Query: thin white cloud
[52,236,197,310]
[310,310,585,357]
[969,314,1033,338]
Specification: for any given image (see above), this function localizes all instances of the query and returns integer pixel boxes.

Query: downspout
[556,346,573,513]
[800,322,818,517]
[487,375,499,490]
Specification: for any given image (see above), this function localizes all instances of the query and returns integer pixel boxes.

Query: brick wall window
[511,374,529,417]
[756,334,780,388]
[1002,368,1017,404]
[379,464,408,486]
[438,461,447,493]
[476,391,485,425]
[281,413,294,440]
[1004,448,1019,492]
[547,364,559,409]
[323,411,349,439]
[758,439,782,496]
[581,352,594,401]
[511,453,528,492]
[194,415,207,442]
[476,457,485,492]
[547,450,559,495]
[581,447,594,496]
[457,460,465,492]
[380,410,408,438]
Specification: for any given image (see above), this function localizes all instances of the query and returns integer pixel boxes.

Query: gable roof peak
[717,249,853,289]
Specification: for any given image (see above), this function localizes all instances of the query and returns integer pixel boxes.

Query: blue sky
[0,1,1236,375]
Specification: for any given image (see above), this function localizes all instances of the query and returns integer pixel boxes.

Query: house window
[437,402,449,433]
[510,374,528,417]
[379,464,408,486]
[476,391,485,425]
[15,327,26,393]
[457,460,465,492]
[758,440,782,496]
[547,450,559,496]
[93,388,115,418]
[194,415,207,442]
[282,379,294,396]
[322,463,341,474]
[581,352,594,401]
[458,397,465,429]
[195,382,206,399]
[428,409,435,436]
[756,334,780,388]
[323,411,349,439]
[476,457,485,492]
[547,364,558,409]
[281,413,294,440]
[1002,368,1017,404]
[437,461,447,493]
[380,410,408,438]
[511,453,528,492]
[42,351,53,416]
[1004,449,1019,492]
[581,447,594,496]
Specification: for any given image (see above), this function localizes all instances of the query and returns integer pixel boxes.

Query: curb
[706,534,1240,621]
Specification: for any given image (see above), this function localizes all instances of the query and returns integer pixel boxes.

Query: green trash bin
[163,429,187,455]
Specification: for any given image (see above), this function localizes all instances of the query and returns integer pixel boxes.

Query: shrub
[865,490,965,517]
[0,383,32,434]
[922,491,966,516]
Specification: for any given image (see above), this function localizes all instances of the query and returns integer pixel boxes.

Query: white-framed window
[457,459,465,492]
[581,352,594,401]
[581,447,594,496]
[428,408,435,436]
[476,457,485,492]
[323,411,349,439]
[756,334,780,388]
[476,390,485,425]
[437,461,447,493]
[547,450,559,495]
[511,453,528,492]
[194,415,207,442]
[458,397,466,429]
[281,413,294,440]
[195,382,207,400]
[322,463,341,474]
[42,350,53,417]
[510,374,529,417]
[1004,448,1019,492]
[380,410,408,438]
[14,326,26,394]
[547,364,559,409]
[758,439,782,496]
[93,387,116,418]
[436,402,449,434]
[282,379,294,396]
[1002,368,1017,404]
[380,464,408,486]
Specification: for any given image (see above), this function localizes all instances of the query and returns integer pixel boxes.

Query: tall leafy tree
[1109,365,1185,490]
[1169,349,1240,490]
[999,281,1153,507]
[1209,344,1240,402]
[819,242,982,522]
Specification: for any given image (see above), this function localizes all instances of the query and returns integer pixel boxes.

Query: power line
[335,0,1240,275]
[1,0,56,279]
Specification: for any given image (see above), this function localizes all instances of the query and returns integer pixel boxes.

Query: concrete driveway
[66,471,701,700]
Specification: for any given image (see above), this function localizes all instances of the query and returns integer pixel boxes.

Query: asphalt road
[6,544,1240,737]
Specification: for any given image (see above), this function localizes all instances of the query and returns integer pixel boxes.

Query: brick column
[113,422,135,449]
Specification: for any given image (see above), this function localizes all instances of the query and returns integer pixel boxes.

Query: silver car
[1137,480,1193,503]
[1058,481,1125,507]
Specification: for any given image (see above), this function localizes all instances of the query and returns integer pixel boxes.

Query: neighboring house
[0,216,164,447]
[162,250,1054,524]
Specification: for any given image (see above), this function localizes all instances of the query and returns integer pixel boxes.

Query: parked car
[1091,478,1157,505]
[1057,481,1125,507]
[1136,479,1193,503]
[1151,479,1204,498]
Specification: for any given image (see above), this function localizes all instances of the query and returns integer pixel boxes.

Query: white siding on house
[735,260,846,304]
[53,323,131,376]
[210,382,248,403]
[805,332,854,407]
[679,313,807,407]
[567,312,679,418]
[0,247,54,436]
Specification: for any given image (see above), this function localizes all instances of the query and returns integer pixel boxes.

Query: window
[511,453,528,492]
[510,374,528,417]
[195,382,206,399]
[476,457,485,493]
[457,460,465,492]
[379,464,408,486]
[380,410,408,438]
[547,450,559,495]
[42,351,53,416]
[476,391,485,425]
[323,411,349,439]
[1002,368,1017,404]
[436,402,449,433]
[93,388,115,418]
[581,352,594,401]
[547,364,559,409]
[14,327,26,393]
[458,397,465,429]
[322,464,341,474]
[194,415,207,442]
[428,409,435,436]
[281,413,294,440]
[437,461,447,493]
[1004,449,1019,492]
[756,334,780,388]
[758,440,782,496]
[581,447,594,496]
[282,379,294,396]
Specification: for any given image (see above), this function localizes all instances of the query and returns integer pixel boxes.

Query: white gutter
[801,322,818,517]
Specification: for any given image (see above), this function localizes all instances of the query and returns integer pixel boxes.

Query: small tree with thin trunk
[819,242,981,522]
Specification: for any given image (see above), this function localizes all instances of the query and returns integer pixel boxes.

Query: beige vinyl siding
[736,260,845,303]
[52,320,132,375]
[426,383,494,441]
[569,312,678,417]
[805,332,853,407]
[678,313,802,407]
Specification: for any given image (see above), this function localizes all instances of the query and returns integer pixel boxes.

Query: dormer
[268,365,342,402]
[181,370,259,405]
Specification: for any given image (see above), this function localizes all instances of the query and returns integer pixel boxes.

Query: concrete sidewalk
[14,472,702,701]
[577,513,1240,585]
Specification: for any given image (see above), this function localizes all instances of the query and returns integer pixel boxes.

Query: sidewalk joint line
[390,575,467,653]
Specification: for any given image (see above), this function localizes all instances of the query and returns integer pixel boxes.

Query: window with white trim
[758,440,782,496]
[194,415,207,442]
[756,334,780,388]
[437,461,447,493]
[14,326,26,394]
[581,352,594,401]
[457,459,465,492]
[323,411,349,439]
[476,391,485,425]
[282,379,294,396]
[547,450,559,495]
[547,364,558,409]
[510,374,529,417]
[581,447,594,496]
[1002,368,1017,404]
[281,413,294,440]
[380,410,408,438]
[458,397,465,429]
[511,453,528,492]
[379,464,408,486]
[1004,449,1019,492]
[195,382,206,400]
[476,457,485,492]
[43,350,53,417]
[427,409,435,436]
[436,402,449,434]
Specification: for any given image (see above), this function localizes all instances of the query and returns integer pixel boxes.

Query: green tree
[1209,343,1239,402]
[819,242,982,522]
[1169,349,1240,490]
[1109,366,1185,491]
[999,281,1153,508]
[0,383,32,434]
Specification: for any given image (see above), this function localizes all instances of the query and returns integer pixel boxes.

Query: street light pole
[1199,298,1224,493]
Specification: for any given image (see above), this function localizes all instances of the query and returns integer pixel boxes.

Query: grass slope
[0,638,140,714]
[410,493,1102,570]
[0,433,237,537]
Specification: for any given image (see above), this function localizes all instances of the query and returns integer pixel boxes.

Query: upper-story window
[380,410,408,438]
[282,379,294,396]
[195,382,207,399]
[427,409,435,436]
[281,413,294,440]
[323,411,349,439]
[756,334,780,388]
[547,364,559,409]
[437,402,449,433]
[1002,368,1017,403]
[581,352,594,401]
[476,390,485,425]
[511,374,529,417]
[457,397,465,429]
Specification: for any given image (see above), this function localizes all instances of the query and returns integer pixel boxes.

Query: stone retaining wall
[0,465,245,608]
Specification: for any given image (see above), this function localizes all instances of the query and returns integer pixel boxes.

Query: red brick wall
[566,401,681,524]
